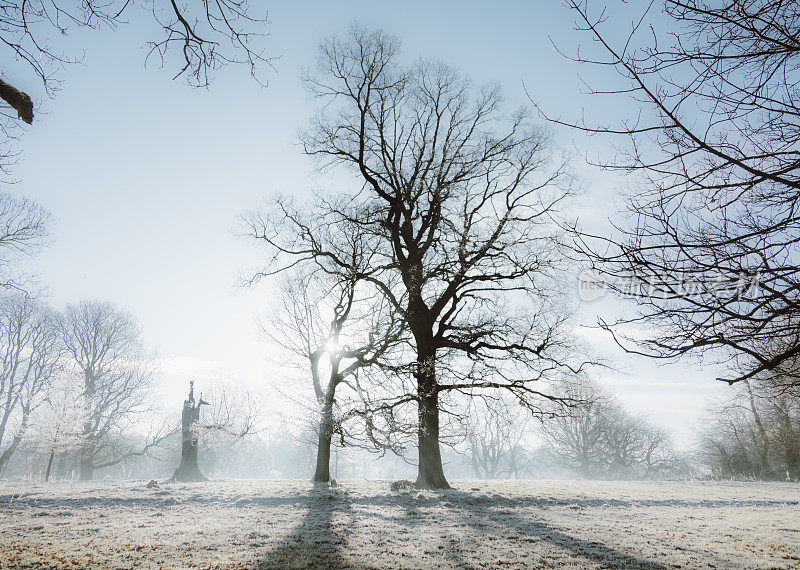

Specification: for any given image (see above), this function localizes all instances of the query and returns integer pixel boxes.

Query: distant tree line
[538,381,690,480]
[698,377,800,480]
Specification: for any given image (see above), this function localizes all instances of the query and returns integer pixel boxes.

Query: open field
[0,479,798,569]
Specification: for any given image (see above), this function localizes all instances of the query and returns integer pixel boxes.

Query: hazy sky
[9,1,727,447]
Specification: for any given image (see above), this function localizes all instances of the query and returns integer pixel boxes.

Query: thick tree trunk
[414,341,448,489]
[408,293,449,490]
[314,427,333,482]
[79,454,93,481]
[172,382,207,482]
[173,434,205,482]
[416,386,448,488]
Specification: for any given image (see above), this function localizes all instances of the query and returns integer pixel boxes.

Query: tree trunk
[45,448,55,482]
[172,382,207,482]
[81,374,94,481]
[0,433,22,473]
[409,299,449,489]
[417,387,448,488]
[313,375,338,482]
[313,390,336,482]
[415,356,449,488]
[0,402,31,473]
[80,454,93,481]
[314,425,333,482]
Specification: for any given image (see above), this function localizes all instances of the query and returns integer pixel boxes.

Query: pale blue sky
[9,1,726,446]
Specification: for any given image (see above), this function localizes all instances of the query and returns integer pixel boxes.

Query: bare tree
[261,247,404,482]
[640,424,683,479]
[541,380,609,478]
[0,0,271,113]
[0,294,60,472]
[190,380,264,478]
[0,193,50,288]
[37,375,84,481]
[546,1,800,387]
[249,25,587,489]
[60,300,154,481]
[599,406,648,479]
[462,396,535,479]
[0,0,272,182]
[697,376,800,479]
[541,379,681,479]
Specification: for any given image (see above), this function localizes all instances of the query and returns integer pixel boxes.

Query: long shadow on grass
[458,499,670,569]
[390,489,671,570]
[397,490,471,568]
[257,485,352,570]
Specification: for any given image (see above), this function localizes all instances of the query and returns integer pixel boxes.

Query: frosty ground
[0,479,797,569]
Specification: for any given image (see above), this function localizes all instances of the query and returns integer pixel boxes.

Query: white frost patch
[0,479,798,568]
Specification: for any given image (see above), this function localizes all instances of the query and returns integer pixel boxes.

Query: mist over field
[1,1,799,568]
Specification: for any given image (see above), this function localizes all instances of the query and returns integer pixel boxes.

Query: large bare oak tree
[252,26,588,488]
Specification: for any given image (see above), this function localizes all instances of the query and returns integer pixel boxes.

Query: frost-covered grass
[0,479,798,568]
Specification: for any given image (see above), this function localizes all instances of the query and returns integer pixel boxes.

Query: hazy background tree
[193,381,265,476]
[460,396,536,479]
[33,374,85,481]
[541,379,683,479]
[251,24,588,489]
[0,193,50,289]
[60,300,155,481]
[548,0,800,388]
[541,380,609,478]
[697,377,800,479]
[0,293,60,472]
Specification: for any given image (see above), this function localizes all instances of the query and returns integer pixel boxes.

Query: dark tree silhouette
[546,1,800,388]
[249,25,588,489]
[0,0,271,104]
[0,0,272,177]
[172,381,209,482]
[274,274,403,483]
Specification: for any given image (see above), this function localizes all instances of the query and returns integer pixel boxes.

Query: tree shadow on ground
[397,490,471,568]
[398,489,672,570]
[254,486,672,569]
[453,497,671,569]
[257,485,352,570]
